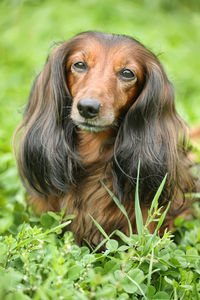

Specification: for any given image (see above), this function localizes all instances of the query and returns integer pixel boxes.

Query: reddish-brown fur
[14,32,197,247]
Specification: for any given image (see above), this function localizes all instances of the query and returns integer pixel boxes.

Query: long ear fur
[14,41,80,196]
[113,57,194,207]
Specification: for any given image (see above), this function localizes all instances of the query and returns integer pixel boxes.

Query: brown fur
[14,31,197,247]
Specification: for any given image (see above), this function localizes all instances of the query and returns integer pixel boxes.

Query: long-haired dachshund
[15,31,196,246]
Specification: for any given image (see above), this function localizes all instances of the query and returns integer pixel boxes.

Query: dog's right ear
[14,39,81,197]
[23,42,72,126]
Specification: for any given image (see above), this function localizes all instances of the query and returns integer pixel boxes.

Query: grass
[1,164,200,299]
[0,0,200,299]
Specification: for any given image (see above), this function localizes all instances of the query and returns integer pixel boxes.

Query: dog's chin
[75,122,110,133]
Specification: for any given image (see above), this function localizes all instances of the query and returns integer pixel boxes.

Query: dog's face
[66,35,144,132]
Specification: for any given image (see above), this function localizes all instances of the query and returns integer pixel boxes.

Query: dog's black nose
[77,98,101,119]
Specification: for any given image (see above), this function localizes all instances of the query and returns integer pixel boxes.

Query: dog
[14,31,196,246]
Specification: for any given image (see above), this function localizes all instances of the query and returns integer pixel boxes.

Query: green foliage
[1,186,200,299]
[0,0,200,299]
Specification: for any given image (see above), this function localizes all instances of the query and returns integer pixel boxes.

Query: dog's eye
[72,61,88,72]
[118,69,136,81]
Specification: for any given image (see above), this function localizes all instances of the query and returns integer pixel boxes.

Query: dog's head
[67,32,145,132]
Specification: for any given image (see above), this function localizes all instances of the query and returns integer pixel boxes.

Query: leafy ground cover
[1,167,200,299]
[0,0,200,299]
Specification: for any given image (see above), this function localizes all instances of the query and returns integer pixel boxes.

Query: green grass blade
[14,220,71,249]
[135,160,144,236]
[89,214,110,240]
[185,193,200,199]
[149,174,167,215]
[125,274,147,299]
[146,174,168,225]
[147,245,155,286]
[92,238,108,253]
[156,201,171,232]
[101,181,133,236]
[114,230,132,245]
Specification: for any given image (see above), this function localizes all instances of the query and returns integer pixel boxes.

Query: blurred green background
[1,0,200,149]
[0,0,200,225]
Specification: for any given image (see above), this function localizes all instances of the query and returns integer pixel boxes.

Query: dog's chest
[61,130,135,246]
[61,164,132,246]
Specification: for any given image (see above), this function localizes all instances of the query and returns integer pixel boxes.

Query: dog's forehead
[69,35,141,66]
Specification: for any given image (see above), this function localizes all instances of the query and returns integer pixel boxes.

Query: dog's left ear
[113,58,192,204]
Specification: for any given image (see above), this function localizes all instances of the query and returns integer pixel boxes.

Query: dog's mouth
[76,122,110,133]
